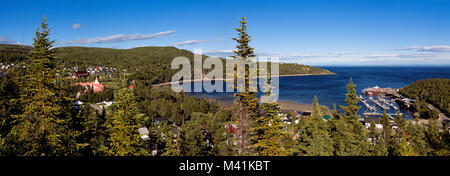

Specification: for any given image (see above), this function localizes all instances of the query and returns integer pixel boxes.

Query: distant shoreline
[218,100,313,112]
[152,72,336,87]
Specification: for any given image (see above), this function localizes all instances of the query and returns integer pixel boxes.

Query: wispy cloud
[364,53,435,58]
[203,49,235,57]
[174,40,207,46]
[202,50,362,60]
[396,46,450,52]
[0,36,16,44]
[72,24,82,30]
[57,30,176,45]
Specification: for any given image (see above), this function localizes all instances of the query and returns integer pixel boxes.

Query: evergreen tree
[297,96,333,156]
[79,106,108,156]
[380,111,397,154]
[426,119,446,155]
[331,104,341,120]
[406,120,430,156]
[162,130,180,156]
[179,114,210,156]
[10,17,79,156]
[333,78,369,155]
[369,132,389,156]
[339,78,361,122]
[231,16,259,155]
[250,76,289,156]
[106,75,148,156]
[0,71,22,155]
[396,136,416,156]
[394,110,406,143]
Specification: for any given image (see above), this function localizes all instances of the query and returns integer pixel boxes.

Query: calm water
[187,67,450,118]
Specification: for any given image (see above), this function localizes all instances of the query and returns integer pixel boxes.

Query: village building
[72,71,90,79]
[73,77,104,93]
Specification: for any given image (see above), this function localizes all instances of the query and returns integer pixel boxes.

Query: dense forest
[0,17,449,156]
[400,78,450,116]
[0,43,333,85]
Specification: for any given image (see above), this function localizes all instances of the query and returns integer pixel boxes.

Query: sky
[1,0,450,66]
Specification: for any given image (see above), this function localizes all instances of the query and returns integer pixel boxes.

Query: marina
[359,86,408,119]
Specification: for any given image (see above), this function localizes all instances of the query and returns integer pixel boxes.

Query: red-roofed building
[225,123,238,134]
[74,77,104,93]
[72,71,89,79]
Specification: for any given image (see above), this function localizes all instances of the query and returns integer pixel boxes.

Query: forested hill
[399,78,450,115]
[0,44,333,83]
[0,44,32,62]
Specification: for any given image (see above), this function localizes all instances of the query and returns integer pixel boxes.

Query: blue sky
[1,0,450,66]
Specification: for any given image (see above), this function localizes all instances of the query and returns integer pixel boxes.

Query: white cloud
[72,24,82,30]
[365,53,435,58]
[202,50,362,60]
[57,30,176,45]
[174,40,207,46]
[397,46,450,52]
[203,49,235,57]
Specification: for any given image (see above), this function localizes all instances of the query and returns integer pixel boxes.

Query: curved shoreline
[217,100,313,112]
[151,72,336,87]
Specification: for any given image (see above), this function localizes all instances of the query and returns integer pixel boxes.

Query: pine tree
[333,78,369,155]
[297,96,333,156]
[331,104,341,120]
[250,76,289,156]
[396,136,416,156]
[406,120,430,156]
[0,71,22,155]
[162,131,180,156]
[107,75,148,156]
[380,110,397,155]
[339,78,361,122]
[10,17,79,156]
[179,114,210,156]
[231,16,259,155]
[369,131,389,156]
[394,110,406,143]
[426,118,444,155]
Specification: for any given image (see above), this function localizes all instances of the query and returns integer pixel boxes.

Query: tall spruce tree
[107,75,148,156]
[380,111,395,154]
[339,78,361,121]
[334,78,369,155]
[250,75,289,156]
[231,16,259,155]
[406,120,430,155]
[394,110,406,143]
[10,17,79,156]
[297,96,333,156]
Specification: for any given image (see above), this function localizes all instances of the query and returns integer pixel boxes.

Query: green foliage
[405,120,430,155]
[339,78,361,121]
[7,18,80,156]
[250,102,289,156]
[106,75,148,156]
[380,111,393,148]
[0,44,31,63]
[330,78,369,156]
[179,113,211,156]
[396,136,416,156]
[231,16,260,156]
[399,78,449,114]
[297,96,333,156]
[161,130,181,156]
